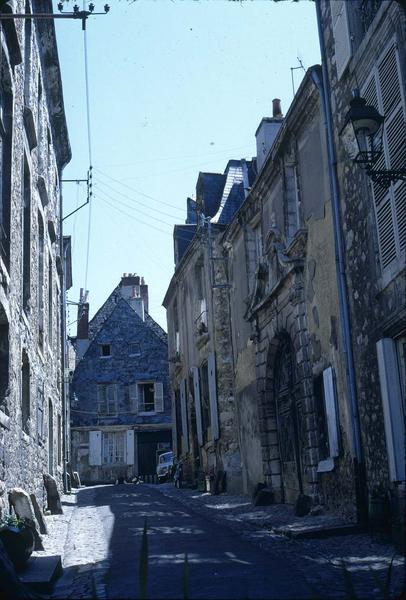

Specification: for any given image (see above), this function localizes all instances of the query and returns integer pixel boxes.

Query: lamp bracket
[366,168,406,190]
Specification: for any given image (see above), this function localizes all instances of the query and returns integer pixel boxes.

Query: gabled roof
[87,285,167,344]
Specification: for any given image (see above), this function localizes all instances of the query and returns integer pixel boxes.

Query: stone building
[222,79,360,512]
[317,0,405,538]
[0,0,71,513]
[163,160,256,493]
[70,275,172,484]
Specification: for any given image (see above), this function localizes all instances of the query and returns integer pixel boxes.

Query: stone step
[272,523,365,539]
[19,554,62,593]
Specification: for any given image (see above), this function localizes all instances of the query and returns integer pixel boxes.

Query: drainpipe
[59,181,69,494]
[314,1,366,523]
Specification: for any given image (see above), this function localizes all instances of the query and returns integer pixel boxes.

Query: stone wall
[0,0,70,512]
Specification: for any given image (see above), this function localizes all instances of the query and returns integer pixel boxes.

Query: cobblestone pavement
[39,483,405,600]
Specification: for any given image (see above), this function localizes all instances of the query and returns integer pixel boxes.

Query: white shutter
[172,391,178,456]
[129,384,139,413]
[192,367,203,446]
[331,1,351,80]
[180,378,189,452]
[89,430,102,466]
[322,367,339,458]
[208,352,219,440]
[97,385,106,415]
[376,339,405,482]
[362,42,406,272]
[126,429,134,465]
[154,382,164,412]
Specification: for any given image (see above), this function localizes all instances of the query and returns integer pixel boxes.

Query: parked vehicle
[156,451,174,482]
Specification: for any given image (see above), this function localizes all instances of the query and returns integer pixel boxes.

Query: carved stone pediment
[244,262,268,321]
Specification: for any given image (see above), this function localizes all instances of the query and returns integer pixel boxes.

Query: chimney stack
[120,273,148,321]
[255,98,284,173]
[76,288,90,362]
[272,98,283,118]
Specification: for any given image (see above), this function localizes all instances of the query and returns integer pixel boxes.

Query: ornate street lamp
[341,92,406,189]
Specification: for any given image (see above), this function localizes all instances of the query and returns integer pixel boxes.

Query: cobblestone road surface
[42,483,404,600]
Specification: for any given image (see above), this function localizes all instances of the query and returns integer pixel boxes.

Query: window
[331,0,351,80]
[48,257,53,345]
[0,77,12,272]
[129,381,164,414]
[129,342,140,357]
[0,313,9,412]
[102,431,125,464]
[314,375,329,461]
[22,157,31,311]
[21,351,30,434]
[362,43,406,277]
[57,414,62,465]
[36,386,44,440]
[377,337,405,482]
[284,163,301,241]
[100,344,111,357]
[200,363,211,444]
[38,213,44,350]
[97,384,117,416]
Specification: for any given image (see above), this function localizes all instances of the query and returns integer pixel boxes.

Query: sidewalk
[155,482,405,600]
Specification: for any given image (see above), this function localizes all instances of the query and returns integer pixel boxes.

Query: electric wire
[94,167,187,212]
[83,0,93,294]
[96,191,201,245]
[94,186,175,228]
[93,177,184,220]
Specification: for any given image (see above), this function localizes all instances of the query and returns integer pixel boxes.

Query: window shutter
[154,382,164,412]
[331,1,351,80]
[97,385,107,415]
[208,352,219,440]
[129,384,139,413]
[172,390,178,456]
[180,378,189,452]
[322,367,340,458]
[376,339,405,482]
[362,42,405,273]
[126,429,134,465]
[191,367,203,446]
[89,430,102,466]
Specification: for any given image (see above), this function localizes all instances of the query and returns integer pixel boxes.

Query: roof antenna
[290,57,306,96]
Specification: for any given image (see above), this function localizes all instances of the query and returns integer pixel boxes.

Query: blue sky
[55,0,321,332]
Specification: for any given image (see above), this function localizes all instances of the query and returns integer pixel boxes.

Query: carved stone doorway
[274,336,302,503]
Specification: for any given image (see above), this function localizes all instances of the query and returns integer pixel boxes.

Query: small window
[100,344,111,357]
[129,342,140,356]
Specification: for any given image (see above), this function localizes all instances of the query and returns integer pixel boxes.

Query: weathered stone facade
[318,0,405,538]
[163,161,256,493]
[0,0,71,513]
[70,275,172,484]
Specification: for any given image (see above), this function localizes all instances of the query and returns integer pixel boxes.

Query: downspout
[59,179,69,494]
[314,1,366,523]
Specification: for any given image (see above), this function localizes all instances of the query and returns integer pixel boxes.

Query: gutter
[314,1,366,523]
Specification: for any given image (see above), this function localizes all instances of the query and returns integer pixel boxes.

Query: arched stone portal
[262,332,306,504]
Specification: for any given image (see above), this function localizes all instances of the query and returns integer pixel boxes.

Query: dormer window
[100,344,111,358]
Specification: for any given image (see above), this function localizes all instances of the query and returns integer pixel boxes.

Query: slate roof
[217,181,246,225]
[174,224,198,266]
[88,284,167,342]
[196,172,226,217]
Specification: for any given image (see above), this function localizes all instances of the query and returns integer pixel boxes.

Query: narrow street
[47,484,405,600]
[52,484,310,600]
